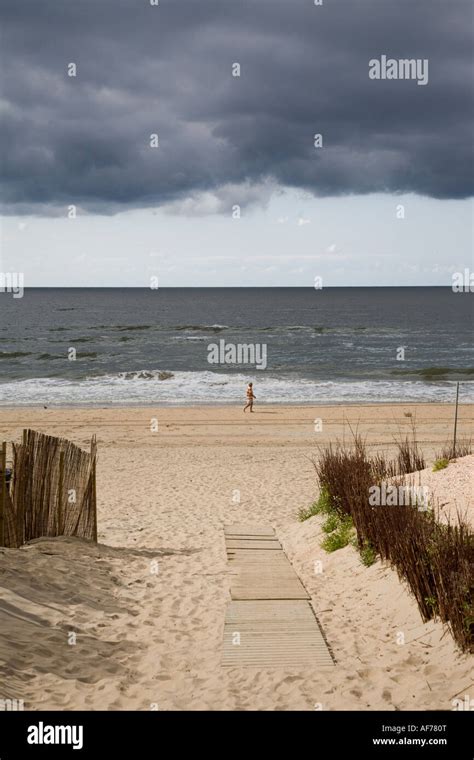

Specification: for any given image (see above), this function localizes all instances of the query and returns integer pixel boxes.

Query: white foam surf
[0,371,472,406]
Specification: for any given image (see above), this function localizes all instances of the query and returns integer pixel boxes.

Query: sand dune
[0,404,472,710]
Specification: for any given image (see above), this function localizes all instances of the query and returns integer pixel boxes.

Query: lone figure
[243,382,256,413]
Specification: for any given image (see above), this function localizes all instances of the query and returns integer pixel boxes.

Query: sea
[0,287,472,406]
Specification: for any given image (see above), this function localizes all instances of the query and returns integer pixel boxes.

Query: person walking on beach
[243,382,256,413]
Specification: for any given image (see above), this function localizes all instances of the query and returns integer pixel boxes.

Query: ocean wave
[174,324,229,332]
[117,370,174,381]
[64,323,420,337]
[0,351,32,359]
[82,324,152,332]
[37,352,98,360]
[164,324,416,336]
[117,325,152,331]
[391,367,474,379]
[0,371,472,406]
[170,335,208,342]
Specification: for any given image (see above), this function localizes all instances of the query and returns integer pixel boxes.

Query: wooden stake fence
[0,441,6,548]
[453,381,460,456]
[58,450,64,536]
[0,430,98,548]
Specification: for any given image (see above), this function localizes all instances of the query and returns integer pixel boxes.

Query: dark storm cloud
[1,0,473,214]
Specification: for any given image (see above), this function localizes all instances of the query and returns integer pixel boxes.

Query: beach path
[222,524,335,668]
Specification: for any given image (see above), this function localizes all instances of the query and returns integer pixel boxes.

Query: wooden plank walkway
[222,524,335,667]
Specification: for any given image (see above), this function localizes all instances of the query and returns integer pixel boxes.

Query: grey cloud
[1,0,473,215]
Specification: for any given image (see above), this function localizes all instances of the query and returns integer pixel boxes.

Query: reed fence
[315,436,473,652]
[0,429,97,549]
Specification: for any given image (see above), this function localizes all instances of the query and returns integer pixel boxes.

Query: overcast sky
[1,0,473,286]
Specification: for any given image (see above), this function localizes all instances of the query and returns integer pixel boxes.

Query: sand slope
[0,405,472,710]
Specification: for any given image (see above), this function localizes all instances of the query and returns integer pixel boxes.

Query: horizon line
[4,284,464,290]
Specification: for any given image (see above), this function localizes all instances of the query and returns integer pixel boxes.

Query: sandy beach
[0,403,472,711]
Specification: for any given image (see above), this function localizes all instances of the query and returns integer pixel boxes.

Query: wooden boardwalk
[222,524,334,667]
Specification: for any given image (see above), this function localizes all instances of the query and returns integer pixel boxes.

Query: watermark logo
[0,698,24,711]
[452,695,474,711]
[207,340,267,370]
[369,55,429,86]
[368,484,429,510]
[0,272,24,298]
[27,722,83,750]
[452,269,474,292]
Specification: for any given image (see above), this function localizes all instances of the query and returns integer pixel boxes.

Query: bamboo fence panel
[1,429,97,548]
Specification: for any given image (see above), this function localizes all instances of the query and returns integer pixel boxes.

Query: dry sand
[0,403,472,711]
